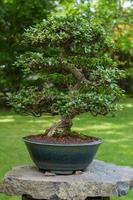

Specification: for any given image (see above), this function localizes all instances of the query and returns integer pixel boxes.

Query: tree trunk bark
[45,110,79,137]
[45,114,72,137]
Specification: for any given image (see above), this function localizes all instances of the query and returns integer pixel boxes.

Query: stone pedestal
[0,160,133,200]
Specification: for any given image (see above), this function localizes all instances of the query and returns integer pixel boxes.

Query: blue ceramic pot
[23,136,102,174]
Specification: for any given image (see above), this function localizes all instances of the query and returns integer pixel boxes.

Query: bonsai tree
[8,14,124,137]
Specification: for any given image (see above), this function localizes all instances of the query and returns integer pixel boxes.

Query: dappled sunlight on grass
[128,121,133,125]
[74,123,128,131]
[0,97,133,200]
[0,118,15,122]
[121,103,133,108]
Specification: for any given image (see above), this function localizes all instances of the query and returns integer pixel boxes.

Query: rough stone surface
[0,160,133,200]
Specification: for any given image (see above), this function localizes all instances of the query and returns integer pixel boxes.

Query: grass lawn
[0,97,133,200]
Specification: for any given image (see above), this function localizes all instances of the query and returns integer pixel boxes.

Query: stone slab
[0,160,133,200]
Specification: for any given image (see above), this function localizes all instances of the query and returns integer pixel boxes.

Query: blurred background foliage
[0,0,133,109]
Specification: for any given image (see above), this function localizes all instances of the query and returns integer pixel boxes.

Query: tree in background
[94,0,133,93]
[0,0,57,95]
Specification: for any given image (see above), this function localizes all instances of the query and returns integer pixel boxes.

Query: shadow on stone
[22,195,46,200]
[22,194,63,200]
[22,195,110,200]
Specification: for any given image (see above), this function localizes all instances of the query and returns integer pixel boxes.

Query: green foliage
[93,0,133,93]
[8,14,124,118]
[0,0,57,93]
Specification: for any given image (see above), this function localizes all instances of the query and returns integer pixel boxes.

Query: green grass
[0,97,133,200]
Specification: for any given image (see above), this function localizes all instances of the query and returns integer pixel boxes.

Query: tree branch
[62,63,97,87]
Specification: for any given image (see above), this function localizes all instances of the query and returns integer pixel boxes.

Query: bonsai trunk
[45,111,78,137]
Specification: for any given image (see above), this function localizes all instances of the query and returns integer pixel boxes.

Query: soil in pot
[27,134,99,144]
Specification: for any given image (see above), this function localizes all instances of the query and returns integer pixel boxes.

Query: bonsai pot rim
[23,136,103,146]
